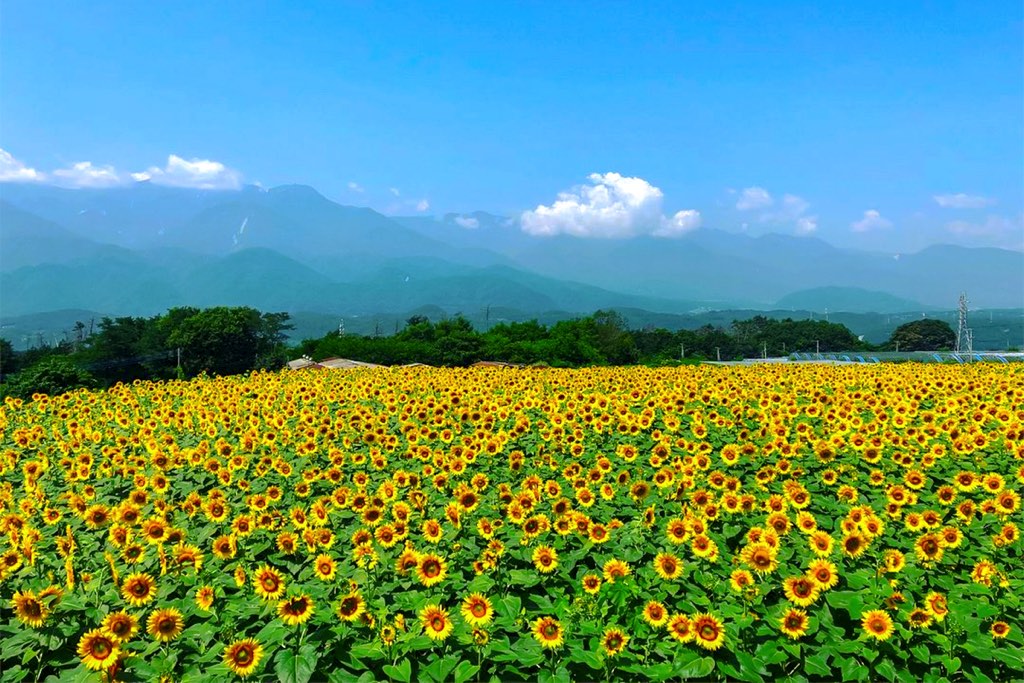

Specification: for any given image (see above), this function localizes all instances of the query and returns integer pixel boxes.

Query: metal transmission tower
[955,292,973,355]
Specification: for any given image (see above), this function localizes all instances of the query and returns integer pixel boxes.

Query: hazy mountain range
[2,182,1022,328]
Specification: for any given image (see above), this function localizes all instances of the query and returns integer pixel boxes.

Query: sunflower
[783,576,821,607]
[729,568,755,593]
[252,565,286,601]
[779,608,809,639]
[278,595,315,626]
[532,616,564,649]
[642,600,669,627]
[653,552,683,580]
[861,610,894,641]
[102,611,139,643]
[11,590,47,628]
[808,531,834,557]
[337,591,366,622]
[602,559,630,583]
[907,608,933,629]
[314,554,337,581]
[195,585,215,611]
[223,638,264,678]
[77,629,120,671]
[461,593,494,627]
[924,592,948,622]
[600,627,629,656]
[581,574,602,594]
[667,614,694,643]
[691,613,726,651]
[841,532,868,558]
[147,607,184,642]
[121,572,158,606]
[416,553,448,587]
[532,545,558,574]
[742,543,778,575]
[419,604,454,641]
[806,560,838,591]
[991,621,1011,639]
[914,533,944,563]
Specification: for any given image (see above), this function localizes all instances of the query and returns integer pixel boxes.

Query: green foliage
[886,319,956,351]
[0,356,95,399]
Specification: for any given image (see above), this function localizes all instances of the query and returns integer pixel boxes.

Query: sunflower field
[1,364,1022,682]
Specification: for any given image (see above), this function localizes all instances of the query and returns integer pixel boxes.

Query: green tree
[1,356,95,400]
[167,307,292,377]
[0,338,16,377]
[886,319,955,352]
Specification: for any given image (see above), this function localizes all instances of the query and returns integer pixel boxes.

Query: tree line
[0,306,956,400]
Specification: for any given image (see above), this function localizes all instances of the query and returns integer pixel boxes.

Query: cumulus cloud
[347,181,364,193]
[736,186,773,211]
[521,172,700,239]
[934,193,995,209]
[0,148,45,182]
[654,210,702,237]
[735,186,817,235]
[946,214,1024,248]
[133,155,242,189]
[415,199,430,212]
[851,209,893,232]
[389,187,401,197]
[52,161,122,188]
[454,215,480,229]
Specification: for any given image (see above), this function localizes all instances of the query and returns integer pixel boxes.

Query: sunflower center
[94,640,112,657]
[472,603,486,617]
[236,647,252,664]
[431,616,444,631]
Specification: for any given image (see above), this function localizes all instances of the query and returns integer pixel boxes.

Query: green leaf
[453,661,480,683]
[382,658,412,683]
[678,655,715,679]
[422,655,459,683]
[910,644,930,664]
[875,658,897,682]
[940,656,961,676]
[508,569,540,588]
[840,655,867,682]
[275,644,319,683]
[826,591,866,619]
[537,667,571,683]
[805,651,831,677]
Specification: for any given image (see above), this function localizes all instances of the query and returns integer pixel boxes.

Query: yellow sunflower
[77,629,120,671]
[419,604,454,641]
[147,607,184,642]
[532,616,564,649]
[223,638,264,678]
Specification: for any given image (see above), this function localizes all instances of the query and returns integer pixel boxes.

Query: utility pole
[815,340,820,358]
[680,343,685,360]
[716,347,721,362]
[762,341,767,359]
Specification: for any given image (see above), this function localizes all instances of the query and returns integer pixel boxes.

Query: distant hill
[775,287,930,314]
[1,182,1022,325]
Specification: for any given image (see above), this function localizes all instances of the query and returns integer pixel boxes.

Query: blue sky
[1,1,1021,251]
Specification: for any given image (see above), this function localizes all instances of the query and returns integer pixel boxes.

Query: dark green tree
[886,319,956,351]
[1,356,95,400]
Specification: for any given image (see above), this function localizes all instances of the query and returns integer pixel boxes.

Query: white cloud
[934,193,995,209]
[736,186,773,211]
[415,199,430,212]
[654,209,702,237]
[0,148,45,182]
[851,209,892,233]
[347,181,364,193]
[946,214,1023,248]
[389,187,401,197]
[52,161,122,188]
[521,172,700,239]
[454,215,480,229]
[795,216,818,235]
[135,155,242,189]
[736,186,817,235]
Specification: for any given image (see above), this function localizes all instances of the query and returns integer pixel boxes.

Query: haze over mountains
[1,182,1022,327]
